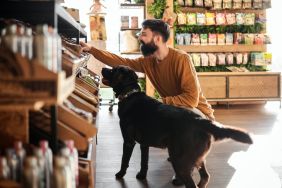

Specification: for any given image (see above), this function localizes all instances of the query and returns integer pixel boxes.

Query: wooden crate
[0,48,75,106]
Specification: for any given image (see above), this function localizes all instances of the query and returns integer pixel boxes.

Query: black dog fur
[101,65,253,188]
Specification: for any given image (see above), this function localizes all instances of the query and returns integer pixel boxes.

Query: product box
[64,7,80,22]
[121,16,129,29]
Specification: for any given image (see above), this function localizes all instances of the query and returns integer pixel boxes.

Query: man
[80,19,215,185]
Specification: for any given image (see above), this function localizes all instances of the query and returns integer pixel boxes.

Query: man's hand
[80,41,92,52]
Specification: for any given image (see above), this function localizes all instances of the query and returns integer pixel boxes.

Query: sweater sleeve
[90,47,145,72]
[162,54,200,108]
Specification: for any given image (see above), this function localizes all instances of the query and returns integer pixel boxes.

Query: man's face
[138,28,158,56]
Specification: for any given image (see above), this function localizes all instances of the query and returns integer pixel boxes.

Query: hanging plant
[148,0,167,19]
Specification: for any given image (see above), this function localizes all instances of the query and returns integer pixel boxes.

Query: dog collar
[118,89,140,101]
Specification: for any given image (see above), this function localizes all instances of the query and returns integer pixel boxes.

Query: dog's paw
[115,170,126,179]
[136,171,147,180]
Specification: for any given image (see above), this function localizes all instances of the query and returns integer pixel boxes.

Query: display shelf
[120,3,145,7]
[121,51,142,55]
[179,6,266,14]
[0,1,87,42]
[175,44,267,53]
[0,100,44,111]
[121,27,142,30]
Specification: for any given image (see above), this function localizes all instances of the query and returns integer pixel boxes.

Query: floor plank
[95,102,282,188]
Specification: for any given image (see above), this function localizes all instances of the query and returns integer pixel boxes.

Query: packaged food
[208,53,217,66]
[217,53,226,65]
[205,12,216,25]
[225,33,233,45]
[223,0,232,9]
[204,0,213,7]
[187,13,197,25]
[263,0,271,9]
[177,13,187,25]
[244,13,255,25]
[201,53,209,66]
[192,53,201,66]
[254,34,264,45]
[253,0,263,9]
[208,33,217,45]
[213,0,223,9]
[236,13,245,25]
[177,0,185,6]
[235,53,243,64]
[264,34,271,44]
[242,0,252,9]
[131,16,138,29]
[263,52,272,65]
[200,33,208,45]
[251,52,264,65]
[195,0,204,7]
[234,32,243,44]
[176,33,184,45]
[216,13,226,25]
[191,33,200,45]
[217,33,226,45]
[197,13,206,25]
[226,13,236,25]
[226,53,234,65]
[243,53,249,64]
[185,0,194,6]
[233,0,242,9]
[184,33,192,45]
[244,34,254,44]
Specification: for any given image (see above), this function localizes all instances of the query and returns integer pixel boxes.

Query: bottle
[59,147,75,188]
[14,141,26,182]
[6,149,19,181]
[0,156,10,180]
[2,24,18,53]
[34,24,52,70]
[17,25,26,57]
[34,148,46,188]
[65,140,79,186]
[22,156,39,188]
[52,156,72,188]
[48,28,62,72]
[25,27,33,60]
[39,140,53,188]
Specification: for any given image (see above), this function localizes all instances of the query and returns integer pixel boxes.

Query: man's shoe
[172,175,184,186]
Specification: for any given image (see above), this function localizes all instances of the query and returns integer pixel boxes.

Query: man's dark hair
[142,19,170,42]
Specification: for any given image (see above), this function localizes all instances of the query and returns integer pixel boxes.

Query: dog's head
[101,65,140,97]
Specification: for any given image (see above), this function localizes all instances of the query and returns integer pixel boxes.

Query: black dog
[101,65,253,188]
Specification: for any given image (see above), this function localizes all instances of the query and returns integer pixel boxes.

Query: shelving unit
[175,44,267,53]
[0,1,87,43]
[119,1,145,54]
[144,0,280,103]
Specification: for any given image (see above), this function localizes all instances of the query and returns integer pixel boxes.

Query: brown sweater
[90,47,215,120]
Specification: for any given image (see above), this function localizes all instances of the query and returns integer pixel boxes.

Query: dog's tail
[198,119,253,144]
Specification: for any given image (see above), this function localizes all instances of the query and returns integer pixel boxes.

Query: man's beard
[140,40,158,56]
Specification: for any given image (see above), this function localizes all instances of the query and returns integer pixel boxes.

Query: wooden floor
[95,102,282,188]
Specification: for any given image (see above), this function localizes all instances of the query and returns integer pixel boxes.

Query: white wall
[267,1,282,71]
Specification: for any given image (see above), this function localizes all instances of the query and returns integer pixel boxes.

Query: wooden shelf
[121,28,141,31]
[175,44,267,53]
[120,3,145,7]
[180,7,266,14]
[121,51,142,55]
[0,100,44,111]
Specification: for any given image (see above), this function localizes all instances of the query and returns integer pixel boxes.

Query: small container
[22,156,39,188]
